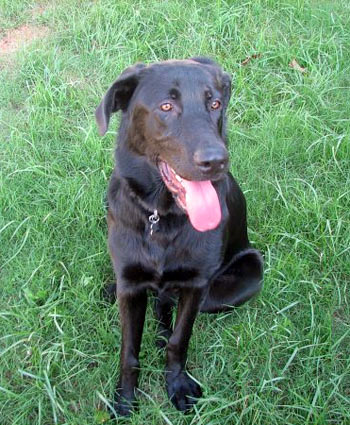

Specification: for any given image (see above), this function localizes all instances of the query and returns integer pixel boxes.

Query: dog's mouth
[158,161,221,232]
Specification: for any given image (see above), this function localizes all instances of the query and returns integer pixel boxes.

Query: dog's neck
[115,145,183,217]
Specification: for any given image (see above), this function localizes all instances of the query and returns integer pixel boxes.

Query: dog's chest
[119,219,223,290]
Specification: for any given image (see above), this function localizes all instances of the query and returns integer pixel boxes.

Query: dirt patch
[31,4,47,18]
[0,24,49,57]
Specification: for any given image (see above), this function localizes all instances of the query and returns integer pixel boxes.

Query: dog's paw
[166,371,202,411]
[109,393,135,418]
[156,328,172,349]
[101,282,117,303]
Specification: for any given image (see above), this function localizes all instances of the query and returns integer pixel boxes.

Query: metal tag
[149,210,160,236]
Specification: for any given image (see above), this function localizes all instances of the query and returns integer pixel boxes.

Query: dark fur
[95,58,263,416]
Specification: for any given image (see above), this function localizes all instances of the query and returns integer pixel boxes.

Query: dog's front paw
[109,392,135,418]
[166,371,202,411]
[156,328,172,349]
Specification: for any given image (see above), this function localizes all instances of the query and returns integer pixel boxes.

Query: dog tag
[149,210,160,236]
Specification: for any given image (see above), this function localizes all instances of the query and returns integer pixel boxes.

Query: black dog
[95,57,263,416]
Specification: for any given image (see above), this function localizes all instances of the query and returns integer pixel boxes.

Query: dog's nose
[194,146,229,175]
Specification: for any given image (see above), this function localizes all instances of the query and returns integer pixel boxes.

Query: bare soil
[0,24,49,57]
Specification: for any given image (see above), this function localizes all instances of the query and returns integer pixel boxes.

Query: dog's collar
[148,210,160,236]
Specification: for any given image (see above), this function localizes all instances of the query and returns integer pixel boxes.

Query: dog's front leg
[113,289,147,417]
[166,287,203,411]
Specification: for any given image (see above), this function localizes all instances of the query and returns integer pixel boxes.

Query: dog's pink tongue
[181,179,221,232]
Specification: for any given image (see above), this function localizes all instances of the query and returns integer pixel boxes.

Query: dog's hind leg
[102,282,117,303]
[154,291,176,348]
[200,249,263,313]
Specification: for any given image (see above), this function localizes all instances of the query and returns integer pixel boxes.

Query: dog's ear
[216,71,231,138]
[95,63,146,136]
[191,56,231,106]
[217,71,231,139]
[220,71,232,108]
[191,56,218,66]
[191,57,232,137]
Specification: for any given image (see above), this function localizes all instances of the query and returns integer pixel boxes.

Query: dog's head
[96,58,232,231]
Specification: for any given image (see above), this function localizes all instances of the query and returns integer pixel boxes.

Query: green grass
[1,0,350,424]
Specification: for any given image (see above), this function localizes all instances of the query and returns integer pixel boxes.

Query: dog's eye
[160,103,173,112]
[211,100,221,110]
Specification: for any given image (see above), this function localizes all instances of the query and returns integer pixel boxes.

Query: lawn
[1,0,349,424]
